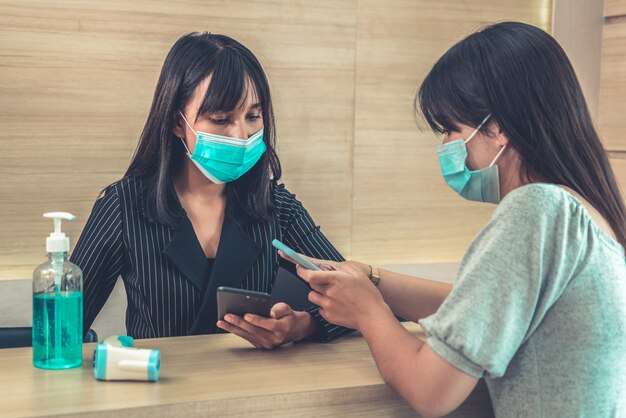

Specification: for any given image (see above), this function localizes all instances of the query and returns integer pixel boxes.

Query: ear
[172,113,186,139]
[488,121,509,147]
[495,131,509,147]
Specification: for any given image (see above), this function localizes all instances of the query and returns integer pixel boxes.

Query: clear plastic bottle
[32,212,83,369]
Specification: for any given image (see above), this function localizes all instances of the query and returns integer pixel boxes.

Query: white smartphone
[271,239,321,271]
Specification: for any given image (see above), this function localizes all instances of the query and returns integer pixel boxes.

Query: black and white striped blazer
[71,175,348,341]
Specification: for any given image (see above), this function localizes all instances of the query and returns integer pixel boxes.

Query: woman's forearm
[358,304,433,415]
[376,269,452,322]
[347,261,451,322]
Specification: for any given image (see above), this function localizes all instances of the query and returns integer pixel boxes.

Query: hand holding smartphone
[271,239,321,271]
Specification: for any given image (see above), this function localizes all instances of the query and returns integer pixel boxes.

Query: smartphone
[271,239,321,271]
[216,287,273,321]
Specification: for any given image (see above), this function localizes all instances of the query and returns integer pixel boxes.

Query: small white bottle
[32,212,83,369]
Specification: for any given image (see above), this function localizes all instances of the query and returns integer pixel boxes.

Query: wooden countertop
[0,322,493,417]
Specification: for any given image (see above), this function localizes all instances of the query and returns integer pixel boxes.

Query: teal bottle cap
[116,336,134,347]
[147,349,161,382]
[93,343,108,380]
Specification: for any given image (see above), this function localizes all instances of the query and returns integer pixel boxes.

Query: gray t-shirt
[419,183,626,417]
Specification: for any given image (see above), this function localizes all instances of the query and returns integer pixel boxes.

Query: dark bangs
[416,34,490,134]
[197,46,259,116]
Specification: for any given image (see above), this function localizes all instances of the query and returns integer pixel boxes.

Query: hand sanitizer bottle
[32,212,83,369]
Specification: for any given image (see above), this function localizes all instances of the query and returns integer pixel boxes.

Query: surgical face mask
[436,114,507,204]
[178,112,266,184]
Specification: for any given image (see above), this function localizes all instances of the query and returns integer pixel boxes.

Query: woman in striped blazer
[71,32,349,349]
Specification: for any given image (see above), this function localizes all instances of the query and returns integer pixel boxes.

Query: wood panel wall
[1,1,550,279]
[606,0,626,17]
[0,0,356,279]
[552,0,604,120]
[600,4,626,151]
[351,0,552,264]
[600,0,626,206]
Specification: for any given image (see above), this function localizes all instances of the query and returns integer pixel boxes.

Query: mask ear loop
[177,111,197,155]
[488,144,507,167]
[179,137,192,155]
[464,113,492,144]
[178,111,198,136]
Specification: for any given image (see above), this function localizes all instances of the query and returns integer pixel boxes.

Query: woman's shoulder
[271,182,299,205]
[270,182,308,218]
[479,183,579,244]
[501,182,569,205]
[94,175,147,213]
[492,183,624,252]
[495,183,574,220]
[464,184,582,276]
[102,174,150,196]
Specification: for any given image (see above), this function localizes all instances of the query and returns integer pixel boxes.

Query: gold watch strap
[369,265,381,287]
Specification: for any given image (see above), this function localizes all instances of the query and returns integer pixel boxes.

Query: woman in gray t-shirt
[281,22,626,417]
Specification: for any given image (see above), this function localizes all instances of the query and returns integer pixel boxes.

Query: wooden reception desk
[0,322,493,417]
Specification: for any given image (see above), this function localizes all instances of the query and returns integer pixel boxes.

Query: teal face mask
[179,112,266,184]
[437,114,507,204]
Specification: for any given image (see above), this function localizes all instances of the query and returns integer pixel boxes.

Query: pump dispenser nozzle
[43,212,75,253]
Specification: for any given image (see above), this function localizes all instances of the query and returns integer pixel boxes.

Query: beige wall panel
[351,0,552,264]
[0,0,559,277]
[605,0,626,17]
[599,21,626,152]
[274,67,356,255]
[552,0,604,120]
[610,155,626,206]
[0,0,356,279]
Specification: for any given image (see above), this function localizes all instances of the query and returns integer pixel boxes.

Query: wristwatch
[368,265,381,287]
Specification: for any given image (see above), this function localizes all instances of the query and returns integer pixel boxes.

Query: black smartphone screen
[216,287,272,320]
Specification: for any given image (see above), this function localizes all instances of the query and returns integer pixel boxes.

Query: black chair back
[0,327,98,348]
[271,267,315,311]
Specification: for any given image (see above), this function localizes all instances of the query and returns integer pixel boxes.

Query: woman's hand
[296,263,393,331]
[216,303,318,350]
[278,250,392,330]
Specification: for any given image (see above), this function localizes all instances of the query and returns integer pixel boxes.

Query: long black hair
[418,21,626,249]
[125,32,281,224]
